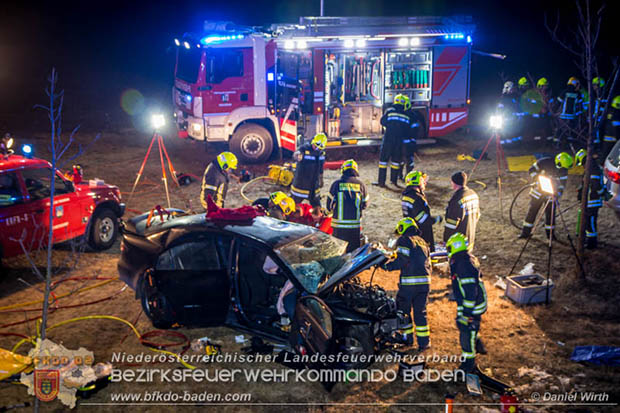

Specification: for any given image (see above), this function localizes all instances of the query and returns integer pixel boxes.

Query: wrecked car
[118,212,406,367]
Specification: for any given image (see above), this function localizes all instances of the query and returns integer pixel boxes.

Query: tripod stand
[469,130,508,219]
[508,192,586,304]
[127,131,181,209]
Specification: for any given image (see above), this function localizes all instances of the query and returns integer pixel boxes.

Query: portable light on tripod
[538,174,556,305]
[489,114,503,131]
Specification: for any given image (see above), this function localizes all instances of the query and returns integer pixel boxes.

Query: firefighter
[534,77,554,141]
[327,159,368,253]
[200,151,237,211]
[374,94,415,188]
[382,217,431,350]
[555,77,583,148]
[253,191,296,220]
[599,95,620,158]
[517,76,530,93]
[401,170,441,252]
[575,149,605,249]
[443,171,480,250]
[446,232,488,373]
[519,152,573,239]
[497,81,523,143]
[403,107,426,176]
[290,133,326,207]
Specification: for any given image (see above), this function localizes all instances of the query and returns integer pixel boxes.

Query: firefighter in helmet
[382,217,431,350]
[253,191,296,221]
[327,159,368,253]
[517,76,530,93]
[534,77,554,141]
[375,94,416,188]
[519,152,573,239]
[599,95,620,158]
[555,77,583,148]
[446,232,488,373]
[401,170,441,252]
[201,151,237,211]
[290,133,326,207]
[575,149,605,249]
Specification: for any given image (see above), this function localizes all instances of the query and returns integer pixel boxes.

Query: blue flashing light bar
[467,35,472,43]
[200,34,245,45]
[267,72,275,82]
[444,33,465,40]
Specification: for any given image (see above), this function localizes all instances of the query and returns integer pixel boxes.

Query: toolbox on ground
[505,274,554,305]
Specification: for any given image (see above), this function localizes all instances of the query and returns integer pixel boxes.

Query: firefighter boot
[373,167,387,187]
[390,165,402,187]
[545,230,557,241]
[586,237,598,249]
[518,226,532,239]
[475,338,487,355]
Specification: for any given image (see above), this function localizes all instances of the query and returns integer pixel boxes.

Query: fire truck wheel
[88,208,118,250]
[230,124,273,164]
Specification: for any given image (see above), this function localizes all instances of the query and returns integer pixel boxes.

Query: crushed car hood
[317,244,387,295]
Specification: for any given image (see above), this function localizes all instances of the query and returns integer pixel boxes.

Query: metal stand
[127,132,181,209]
[470,132,508,219]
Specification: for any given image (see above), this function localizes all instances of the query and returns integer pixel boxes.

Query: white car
[604,140,620,219]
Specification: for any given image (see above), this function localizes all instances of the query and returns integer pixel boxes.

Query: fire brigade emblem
[34,369,59,402]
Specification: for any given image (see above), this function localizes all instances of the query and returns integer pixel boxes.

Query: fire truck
[172,16,475,163]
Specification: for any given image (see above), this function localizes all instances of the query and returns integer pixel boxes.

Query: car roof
[132,212,317,248]
[0,155,50,172]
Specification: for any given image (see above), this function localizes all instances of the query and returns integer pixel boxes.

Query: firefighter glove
[456,316,474,329]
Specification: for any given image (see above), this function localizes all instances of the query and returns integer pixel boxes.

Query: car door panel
[292,295,333,355]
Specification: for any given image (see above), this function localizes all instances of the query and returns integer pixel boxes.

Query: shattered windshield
[274,232,348,294]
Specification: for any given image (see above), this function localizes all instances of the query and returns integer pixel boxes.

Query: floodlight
[489,115,503,130]
[174,38,180,46]
[183,41,190,49]
[410,37,420,46]
[151,114,166,130]
[344,39,354,48]
[284,40,294,49]
[538,175,555,195]
[355,39,366,48]
[296,40,307,49]
[398,37,409,47]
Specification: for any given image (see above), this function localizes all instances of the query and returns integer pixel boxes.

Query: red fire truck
[172,16,474,163]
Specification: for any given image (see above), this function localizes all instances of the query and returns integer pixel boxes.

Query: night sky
[1,0,616,131]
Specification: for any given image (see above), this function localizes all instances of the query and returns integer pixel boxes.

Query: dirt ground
[1,127,619,412]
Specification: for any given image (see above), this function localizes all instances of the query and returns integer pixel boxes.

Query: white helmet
[502,81,515,94]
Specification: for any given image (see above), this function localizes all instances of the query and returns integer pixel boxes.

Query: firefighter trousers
[458,318,481,373]
[396,285,430,349]
[378,135,402,185]
[291,190,321,208]
[332,227,361,253]
[522,194,555,238]
[403,141,417,176]
[584,207,599,248]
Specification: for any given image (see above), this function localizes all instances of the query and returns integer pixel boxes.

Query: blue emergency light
[21,144,33,158]
[267,72,275,82]
[200,34,244,45]
[444,33,465,40]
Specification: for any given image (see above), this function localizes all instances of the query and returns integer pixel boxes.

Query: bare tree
[545,0,607,278]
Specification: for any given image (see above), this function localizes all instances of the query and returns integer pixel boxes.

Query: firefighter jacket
[577,161,605,209]
[380,105,416,142]
[326,172,368,229]
[385,227,432,286]
[528,157,568,198]
[443,186,480,247]
[251,198,285,220]
[450,250,487,319]
[401,186,435,250]
[557,86,583,120]
[403,109,425,144]
[602,107,620,146]
[291,143,325,198]
[200,160,228,209]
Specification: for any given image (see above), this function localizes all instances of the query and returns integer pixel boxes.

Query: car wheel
[332,324,374,369]
[139,274,173,329]
[88,208,118,250]
[230,124,273,164]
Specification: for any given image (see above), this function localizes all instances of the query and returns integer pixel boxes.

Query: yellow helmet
[575,149,587,167]
[280,196,296,215]
[536,77,549,88]
[311,133,327,151]
[217,151,238,170]
[394,94,411,110]
[341,159,358,174]
[612,96,620,110]
[592,77,605,88]
[567,76,580,87]
[555,152,574,169]
[395,217,418,235]
[446,232,468,257]
[405,170,426,187]
[518,77,530,87]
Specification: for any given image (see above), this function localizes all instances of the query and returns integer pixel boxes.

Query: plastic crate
[505,274,554,305]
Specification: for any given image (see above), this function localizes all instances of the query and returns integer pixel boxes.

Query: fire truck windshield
[176,48,202,83]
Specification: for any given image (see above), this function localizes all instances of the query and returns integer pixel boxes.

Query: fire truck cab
[173,16,474,163]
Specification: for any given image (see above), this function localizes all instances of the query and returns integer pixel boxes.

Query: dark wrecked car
[118,211,407,367]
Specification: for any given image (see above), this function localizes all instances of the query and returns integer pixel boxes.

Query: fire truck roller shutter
[230,121,275,163]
